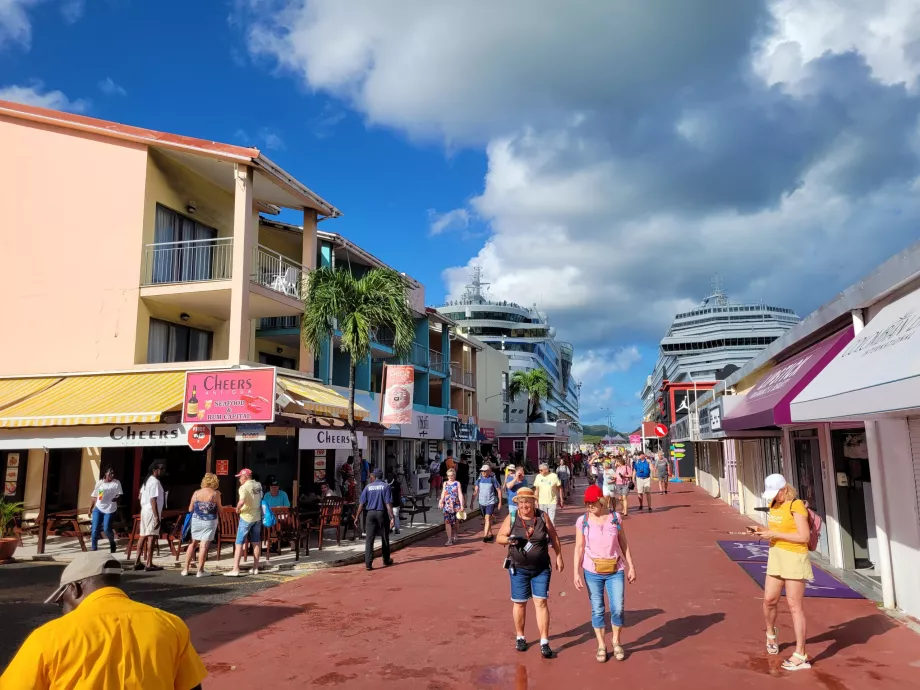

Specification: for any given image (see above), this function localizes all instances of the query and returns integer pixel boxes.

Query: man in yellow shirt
[0,552,207,690]
[532,462,563,524]
[225,467,264,577]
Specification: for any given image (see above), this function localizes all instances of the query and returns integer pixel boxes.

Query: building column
[298,208,318,376]
[229,164,255,363]
[441,327,450,409]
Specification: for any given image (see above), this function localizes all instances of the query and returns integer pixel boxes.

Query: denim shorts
[236,518,262,545]
[510,566,551,602]
[481,503,497,516]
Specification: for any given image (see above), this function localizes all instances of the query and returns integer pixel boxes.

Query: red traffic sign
[654,423,668,438]
[187,424,212,452]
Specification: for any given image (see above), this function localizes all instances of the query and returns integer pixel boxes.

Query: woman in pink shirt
[574,484,637,663]
[614,457,632,517]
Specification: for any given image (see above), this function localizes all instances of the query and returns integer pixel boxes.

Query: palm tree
[302,266,416,462]
[508,368,551,471]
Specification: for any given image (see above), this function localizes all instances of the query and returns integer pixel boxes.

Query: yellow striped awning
[0,371,187,428]
[278,376,368,421]
[0,377,61,412]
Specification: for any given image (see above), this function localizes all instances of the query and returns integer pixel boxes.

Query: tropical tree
[508,368,551,471]
[302,266,416,463]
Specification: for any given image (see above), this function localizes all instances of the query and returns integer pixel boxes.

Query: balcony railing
[142,237,233,286]
[430,349,448,374]
[463,371,476,388]
[373,327,395,348]
[407,342,429,367]
[258,316,300,330]
[252,245,305,300]
[450,363,461,380]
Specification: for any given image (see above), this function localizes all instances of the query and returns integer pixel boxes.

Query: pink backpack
[797,500,822,552]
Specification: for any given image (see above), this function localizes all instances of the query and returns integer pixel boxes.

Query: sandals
[612,645,625,661]
[766,628,779,655]
[782,653,811,671]
[596,647,607,663]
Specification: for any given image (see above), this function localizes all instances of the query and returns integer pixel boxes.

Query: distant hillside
[582,424,626,437]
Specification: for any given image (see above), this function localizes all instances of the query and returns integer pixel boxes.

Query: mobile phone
[502,556,512,570]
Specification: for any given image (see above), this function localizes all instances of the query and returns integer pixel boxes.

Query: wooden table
[37,510,91,554]
[125,509,185,560]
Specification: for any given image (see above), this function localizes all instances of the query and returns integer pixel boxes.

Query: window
[513,440,525,454]
[151,204,219,283]
[147,318,212,363]
[259,352,296,370]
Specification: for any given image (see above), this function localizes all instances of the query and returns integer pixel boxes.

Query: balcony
[142,237,233,286]
[463,371,476,388]
[449,363,475,388]
[252,245,304,300]
[259,316,300,330]
[429,349,448,376]
[371,327,395,356]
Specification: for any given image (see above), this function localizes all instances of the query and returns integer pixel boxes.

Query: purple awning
[721,327,854,431]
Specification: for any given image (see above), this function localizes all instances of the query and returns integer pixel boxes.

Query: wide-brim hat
[513,487,536,504]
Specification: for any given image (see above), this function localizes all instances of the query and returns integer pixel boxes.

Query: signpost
[187,424,211,452]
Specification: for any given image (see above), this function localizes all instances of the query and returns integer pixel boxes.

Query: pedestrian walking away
[496,486,565,659]
[602,460,617,510]
[182,473,222,578]
[133,462,166,572]
[614,457,632,517]
[533,462,563,525]
[556,455,572,500]
[0,551,208,689]
[224,468,263,577]
[753,474,815,672]
[88,466,123,553]
[632,453,653,512]
[573,484,637,663]
[655,451,670,494]
[354,471,395,570]
[439,468,465,545]
[473,463,503,542]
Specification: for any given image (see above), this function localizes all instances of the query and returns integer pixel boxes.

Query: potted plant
[0,498,24,562]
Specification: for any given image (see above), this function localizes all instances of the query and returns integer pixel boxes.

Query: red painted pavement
[189,482,920,689]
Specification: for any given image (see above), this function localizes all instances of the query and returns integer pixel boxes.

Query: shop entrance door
[46,449,81,513]
[792,429,829,555]
[830,429,872,571]
[724,442,740,510]
[740,440,764,519]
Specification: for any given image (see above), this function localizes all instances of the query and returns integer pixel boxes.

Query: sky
[3,1,920,431]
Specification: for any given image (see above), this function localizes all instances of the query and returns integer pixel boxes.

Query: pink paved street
[189,482,920,689]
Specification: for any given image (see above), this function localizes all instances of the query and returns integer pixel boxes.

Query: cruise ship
[641,277,800,419]
[436,268,581,428]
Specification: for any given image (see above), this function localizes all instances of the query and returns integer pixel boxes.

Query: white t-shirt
[139,476,165,515]
[90,479,123,514]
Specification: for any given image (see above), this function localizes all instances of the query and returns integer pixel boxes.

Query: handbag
[581,512,620,574]
[262,501,277,528]
[628,480,635,491]
[181,513,192,542]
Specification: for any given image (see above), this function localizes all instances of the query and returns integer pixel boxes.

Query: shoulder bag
[581,512,620,574]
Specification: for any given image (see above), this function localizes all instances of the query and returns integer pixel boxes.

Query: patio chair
[299,497,343,555]
[263,506,297,560]
[216,506,240,561]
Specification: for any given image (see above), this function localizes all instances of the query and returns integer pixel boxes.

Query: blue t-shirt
[634,459,651,479]
[506,478,526,504]
[476,475,501,506]
[360,480,392,512]
[264,491,291,508]
[361,460,370,482]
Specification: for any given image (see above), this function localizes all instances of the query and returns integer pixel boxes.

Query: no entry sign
[654,423,668,438]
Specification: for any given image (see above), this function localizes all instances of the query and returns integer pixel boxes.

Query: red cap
[235,468,252,478]
[584,485,603,504]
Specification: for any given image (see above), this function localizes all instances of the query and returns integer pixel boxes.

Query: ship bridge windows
[661,335,777,353]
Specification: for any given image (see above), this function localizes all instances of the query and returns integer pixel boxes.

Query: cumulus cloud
[243,0,920,420]
[98,77,127,96]
[0,82,88,112]
[0,0,39,48]
[428,208,470,236]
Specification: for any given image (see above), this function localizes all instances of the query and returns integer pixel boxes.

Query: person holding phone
[496,487,565,659]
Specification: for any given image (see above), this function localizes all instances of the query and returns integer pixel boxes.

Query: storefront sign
[187,424,211,452]
[384,413,446,440]
[299,429,367,450]
[0,424,191,450]
[456,423,476,442]
[628,433,641,445]
[235,424,267,442]
[215,459,229,476]
[481,427,496,440]
[182,367,276,425]
[381,365,414,424]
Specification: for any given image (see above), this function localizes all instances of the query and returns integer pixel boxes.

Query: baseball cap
[762,474,787,501]
[45,552,122,604]
[235,468,253,478]
[584,485,604,504]
[480,464,491,471]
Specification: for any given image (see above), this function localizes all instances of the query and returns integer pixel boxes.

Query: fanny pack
[581,512,621,574]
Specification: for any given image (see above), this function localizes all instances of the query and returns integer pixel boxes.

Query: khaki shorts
[635,477,651,493]
[140,510,159,537]
[766,547,814,581]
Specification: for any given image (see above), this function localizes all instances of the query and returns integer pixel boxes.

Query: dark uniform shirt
[360,480,392,512]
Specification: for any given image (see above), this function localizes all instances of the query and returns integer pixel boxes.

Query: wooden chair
[263,507,297,560]
[216,507,240,561]
[300,497,343,554]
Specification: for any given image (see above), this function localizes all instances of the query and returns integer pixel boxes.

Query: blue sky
[4,1,920,431]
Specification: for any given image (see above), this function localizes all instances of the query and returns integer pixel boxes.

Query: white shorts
[602,485,614,498]
[140,510,159,537]
[635,477,651,493]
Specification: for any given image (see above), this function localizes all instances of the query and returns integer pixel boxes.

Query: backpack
[796,499,822,552]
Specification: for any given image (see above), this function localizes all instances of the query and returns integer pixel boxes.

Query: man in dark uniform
[353,470,395,571]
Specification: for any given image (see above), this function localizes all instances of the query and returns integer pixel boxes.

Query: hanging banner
[182,368,276,424]
[381,365,415,425]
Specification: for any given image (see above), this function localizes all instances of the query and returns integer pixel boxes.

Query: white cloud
[259,128,285,150]
[572,347,641,383]
[0,82,88,112]
[97,77,127,96]
[61,0,83,24]
[0,0,39,48]
[428,208,470,236]
[245,0,920,366]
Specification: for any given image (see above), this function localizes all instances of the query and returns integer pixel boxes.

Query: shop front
[384,411,447,495]
[791,289,920,618]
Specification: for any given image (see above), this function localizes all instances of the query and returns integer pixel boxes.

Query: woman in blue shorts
[497,487,565,659]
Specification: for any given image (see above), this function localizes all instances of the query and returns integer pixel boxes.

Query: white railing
[142,237,233,285]
[252,245,305,299]
[258,316,300,330]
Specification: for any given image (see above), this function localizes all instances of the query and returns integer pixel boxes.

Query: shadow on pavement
[402,549,478,565]
[190,602,308,655]
[626,612,726,653]
[806,614,897,663]
[551,608,665,653]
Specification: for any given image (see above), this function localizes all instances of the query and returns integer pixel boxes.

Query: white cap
[761,474,787,501]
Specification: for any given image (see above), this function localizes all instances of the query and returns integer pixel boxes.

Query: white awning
[791,288,920,421]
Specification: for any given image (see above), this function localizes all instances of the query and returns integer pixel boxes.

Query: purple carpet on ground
[737,561,864,599]
[718,540,770,562]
